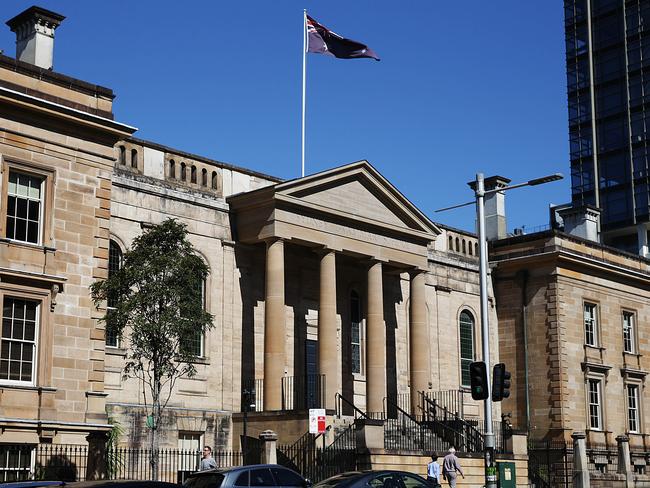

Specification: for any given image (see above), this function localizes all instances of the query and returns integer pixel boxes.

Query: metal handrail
[383,396,420,425]
[419,391,484,452]
[335,392,368,419]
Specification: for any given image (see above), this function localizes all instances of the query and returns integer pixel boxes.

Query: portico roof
[228,160,439,270]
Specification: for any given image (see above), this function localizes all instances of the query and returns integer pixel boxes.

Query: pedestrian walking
[199,445,217,471]
[442,447,464,488]
[426,455,441,487]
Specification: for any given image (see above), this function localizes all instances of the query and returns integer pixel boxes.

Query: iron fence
[527,439,573,488]
[422,390,465,417]
[281,374,325,411]
[0,444,245,483]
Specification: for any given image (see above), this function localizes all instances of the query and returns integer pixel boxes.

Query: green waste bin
[497,462,516,488]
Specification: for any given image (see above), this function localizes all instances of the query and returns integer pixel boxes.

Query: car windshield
[184,473,226,488]
[315,473,363,488]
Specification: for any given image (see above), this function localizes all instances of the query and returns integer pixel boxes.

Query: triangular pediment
[275,160,440,237]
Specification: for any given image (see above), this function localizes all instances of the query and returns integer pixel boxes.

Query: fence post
[572,431,590,488]
[616,435,633,488]
[259,430,278,464]
[86,431,109,480]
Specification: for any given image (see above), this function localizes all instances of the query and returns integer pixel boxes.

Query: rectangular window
[177,432,202,483]
[628,384,640,433]
[623,311,635,354]
[588,379,603,430]
[584,303,598,347]
[1,297,39,385]
[5,170,44,244]
[0,445,33,481]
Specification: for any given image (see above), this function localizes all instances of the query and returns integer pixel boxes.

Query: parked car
[315,471,431,488]
[183,464,310,488]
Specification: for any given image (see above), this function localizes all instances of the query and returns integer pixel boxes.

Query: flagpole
[301,9,307,178]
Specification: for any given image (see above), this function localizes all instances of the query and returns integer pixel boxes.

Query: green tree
[91,219,213,479]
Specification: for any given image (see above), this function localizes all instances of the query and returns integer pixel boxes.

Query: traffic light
[469,361,489,400]
[492,363,512,402]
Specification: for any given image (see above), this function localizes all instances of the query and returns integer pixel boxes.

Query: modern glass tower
[565,0,650,254]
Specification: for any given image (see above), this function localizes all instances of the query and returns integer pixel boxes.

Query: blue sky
[2,1,569,233]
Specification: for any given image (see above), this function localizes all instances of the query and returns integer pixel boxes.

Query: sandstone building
[0,5,499,470]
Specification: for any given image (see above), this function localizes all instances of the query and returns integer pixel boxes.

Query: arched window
[131,149,138,169]
[468,242,473,256]
[202,168,208,186]
[211,171,218,190]
[184,278,206,357]
[106,240,123,347]
[459,310,475,387]
[191,165,197,184]
[351,291,362,375]
[475,243,479,256]
[181,162,187,181]
[118,146,126,165]
[462,240,467,254]
[169,159,176,179]
[455,237,460,252]
[448,236,453,250]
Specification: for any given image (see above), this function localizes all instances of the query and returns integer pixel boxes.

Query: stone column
[409,270,429,412]
[259,430,278,464]
[85,431,108,480]
[318,249,338,411]
[617,435,633,488]
[264,238,285,411]
[572,431,590,488]
[366,260,385,415]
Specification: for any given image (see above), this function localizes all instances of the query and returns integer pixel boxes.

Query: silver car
[183,464,310,488]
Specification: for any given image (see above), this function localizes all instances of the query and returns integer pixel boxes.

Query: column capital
[264,236,284,246]
[408,267,428,278]
[312,245,339,257]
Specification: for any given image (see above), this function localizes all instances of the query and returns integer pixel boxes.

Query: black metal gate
[278,424,356,483]
[527,440,573,488]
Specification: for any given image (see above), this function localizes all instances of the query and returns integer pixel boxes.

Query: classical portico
[228,161,439,413]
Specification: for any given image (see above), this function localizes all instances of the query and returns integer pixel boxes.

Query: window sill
[584,345,606,352]
[186,356,210,366]
[106,346,127,357]
[0,238,55,253]
[0,383,56,392]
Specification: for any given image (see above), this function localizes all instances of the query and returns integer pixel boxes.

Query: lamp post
[437,171,563,488]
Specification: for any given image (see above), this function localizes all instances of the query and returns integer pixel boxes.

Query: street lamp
[437,172,563,488]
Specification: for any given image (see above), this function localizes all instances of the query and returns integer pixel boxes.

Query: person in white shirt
[427,454,441,487]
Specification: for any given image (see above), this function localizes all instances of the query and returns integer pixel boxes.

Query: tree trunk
[150,375,161,481]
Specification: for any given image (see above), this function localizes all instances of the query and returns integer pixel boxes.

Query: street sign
[309,408,326,434]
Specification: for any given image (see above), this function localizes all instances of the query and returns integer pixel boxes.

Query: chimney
[558,204,601,242]
[6,6,65,70]
[469,175,511,241]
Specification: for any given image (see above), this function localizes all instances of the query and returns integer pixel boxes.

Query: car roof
[190,464,297,475]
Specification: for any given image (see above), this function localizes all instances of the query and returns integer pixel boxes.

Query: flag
[306,15,380,61]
